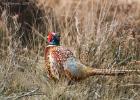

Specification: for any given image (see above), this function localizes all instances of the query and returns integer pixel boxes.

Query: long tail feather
[88,68,140,76]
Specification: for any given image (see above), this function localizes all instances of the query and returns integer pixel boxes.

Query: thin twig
[128,60,140,65]
[2,2,31,6]
[5,87,46,100]
[120,84,140,87]
[117,56,132,65]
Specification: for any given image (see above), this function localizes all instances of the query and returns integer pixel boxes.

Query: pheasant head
[47,32,60,46]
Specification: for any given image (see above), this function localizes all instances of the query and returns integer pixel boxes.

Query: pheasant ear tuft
[52,32,57,35]
[48,32,57,36]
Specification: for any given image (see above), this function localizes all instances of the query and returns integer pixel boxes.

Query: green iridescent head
[47,32,60,46]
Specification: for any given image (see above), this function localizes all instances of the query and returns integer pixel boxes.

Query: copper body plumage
[45,45,74,80]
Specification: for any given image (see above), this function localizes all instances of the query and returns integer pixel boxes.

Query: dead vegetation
[0,0,140,100]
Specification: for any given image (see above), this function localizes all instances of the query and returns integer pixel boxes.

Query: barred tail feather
[88,68,140,76]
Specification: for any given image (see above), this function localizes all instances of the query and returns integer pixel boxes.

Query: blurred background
[0,0,140,99]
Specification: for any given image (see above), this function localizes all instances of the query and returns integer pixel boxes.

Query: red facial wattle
[47,34,53,42]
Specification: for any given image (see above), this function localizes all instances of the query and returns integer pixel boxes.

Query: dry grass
[0,0,140,100]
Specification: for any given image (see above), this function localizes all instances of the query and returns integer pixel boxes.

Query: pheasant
[44,32,139,81]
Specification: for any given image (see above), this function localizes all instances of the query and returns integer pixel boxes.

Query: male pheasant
[44,32,139,81]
